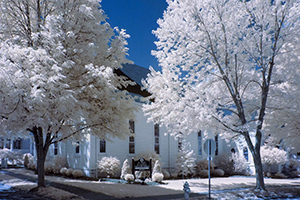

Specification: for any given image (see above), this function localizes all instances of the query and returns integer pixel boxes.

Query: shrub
[60,167,68,175]
[52,155,68,174]
[214,153,234,176]
[97,156,120,178]
[162,169,170,179]
[231,152,249,174]
[196,160,215,174]
[176,139,196,178]
[152,173,164,183]
[44,161,53,174]
[120,159,132,180]
[24,154,30,168]
[213,169,224,177]
[124,174,135,183]
[261,145,288,174]
[152,160,162,175]
[199,170,209,178]
[66,168,74,176]
[72,169,83,178]
[0,149,23,165]
[283,158,300,178]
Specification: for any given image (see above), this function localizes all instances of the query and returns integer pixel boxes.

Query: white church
[3,64,255,177]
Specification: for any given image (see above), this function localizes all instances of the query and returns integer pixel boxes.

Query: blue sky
[101,0,168,71]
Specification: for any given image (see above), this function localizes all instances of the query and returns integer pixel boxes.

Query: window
[100,139,106,153]
[154,124,159,154]
[215,135,218,156]
[5,139,11,149]
[198,131,202,155]
[0,138,4,149]
[178,137,182,151]
[54,142,58,155]
[243,147,248,161]
[75,141,80,154]
[129,120,135,154]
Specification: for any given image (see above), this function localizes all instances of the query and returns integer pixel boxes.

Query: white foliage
[66,168,74,177]
[60,167,68,175]
[231,152,249,173]
[0,0,136,186]
[142,0,300,188]
[120,159,132,180]
[176,139,196,177]
[152,160,163,175]
[260,145,288,167]
[72,169,84,178]
[97,156,120,178]
[0,149,23,165]
[124,174,134,183]
[152,173,164,183]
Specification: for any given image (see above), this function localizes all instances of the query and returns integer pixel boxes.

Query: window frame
[129,120,135,154]
[100,139,106,153]
[154,124,159,154]
[198,131,202,156]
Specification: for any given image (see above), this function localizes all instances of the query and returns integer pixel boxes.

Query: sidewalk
[1,168,300,199]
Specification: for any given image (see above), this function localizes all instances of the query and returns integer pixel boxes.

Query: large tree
[0,0,136,187]
[143,0,300,190]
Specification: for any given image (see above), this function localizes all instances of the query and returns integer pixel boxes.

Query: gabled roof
[114,63,151,98]
[120,63,150,87]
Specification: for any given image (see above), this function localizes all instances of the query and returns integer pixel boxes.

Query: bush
[52,155,68,174]
[213,168,224,177]
[66,168,74,176]
[214,153,234,176]
[231,152,249,174]
[196,160,215,174]
[152,160,163,175]
[120,159,132,180]
[162,169,170,179]
[0,149,23,165]
[60,167,68,175]
[124,174,135,183]
[44,161,53,174]
[152,173,164,183]
[23,154,30,168]
[199,170,209,178]
[97,156,120,178]
[72,169,83,178]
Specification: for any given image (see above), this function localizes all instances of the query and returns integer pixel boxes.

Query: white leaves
[0,0,136,142]
[143,0,300,143]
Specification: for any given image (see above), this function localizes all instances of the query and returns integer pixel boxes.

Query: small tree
[121,159,132,180]
[176,139,196,178]
[261,145,288,176]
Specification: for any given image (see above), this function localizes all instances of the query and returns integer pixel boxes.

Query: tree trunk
[244,133,266,190]
[31,126,51,188]
[252,153,265,190]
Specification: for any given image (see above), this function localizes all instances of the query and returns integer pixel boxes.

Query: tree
[176,139,196,178]
[264,42,300,153]
[143,0,300,190]
[0,0,136,187]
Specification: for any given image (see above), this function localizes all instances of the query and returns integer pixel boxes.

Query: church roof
[120,63,150,87]
[114,63,151,98]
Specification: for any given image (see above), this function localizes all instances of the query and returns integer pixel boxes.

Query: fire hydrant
[183,181,191,200]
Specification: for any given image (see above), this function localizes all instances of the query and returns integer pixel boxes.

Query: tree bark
[253,152,265,190]
[30,126,51,187]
